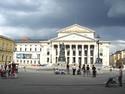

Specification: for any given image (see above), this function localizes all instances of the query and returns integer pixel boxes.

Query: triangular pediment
[50,33,96,42]
[58,24,95,33]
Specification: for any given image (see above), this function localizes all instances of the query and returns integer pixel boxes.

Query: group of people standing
[82,64,96,77]
[67,64,97,77]
[68,64,123,87]
[0,63,18,78]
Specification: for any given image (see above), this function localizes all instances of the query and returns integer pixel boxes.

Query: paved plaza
[0,69,125,94]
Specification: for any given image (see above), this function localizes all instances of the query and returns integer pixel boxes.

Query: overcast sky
[0,0,125,53]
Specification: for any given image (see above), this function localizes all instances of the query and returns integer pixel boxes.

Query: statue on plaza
[58,43,65,62]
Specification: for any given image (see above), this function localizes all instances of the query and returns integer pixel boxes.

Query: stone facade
[14,24,110,67]
[0,35,15,65]
[110,50,125,67]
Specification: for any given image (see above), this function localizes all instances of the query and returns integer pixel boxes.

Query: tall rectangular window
[67,57,69,64]
[67,50,70,56]
[73,51,76,56]
[84,50,88,56]
[78,45,82,50]
[90,57,93,64]
[79,51,82,56]
[90,45,94,50]
[72,45,76,49]
[84,45,88,50]
[47,58,49,62]
[84,57,87,64]
[47,51,50,55]
[90,50,94,56]
[78,57,82,67]
[73,57,76,63]
[56,57,58,63]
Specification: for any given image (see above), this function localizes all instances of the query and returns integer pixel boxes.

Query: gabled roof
[57,24,95,33]
[50,32,96,42]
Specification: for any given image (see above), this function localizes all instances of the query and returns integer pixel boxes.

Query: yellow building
[0,35,15,65]
[110,50,125,68]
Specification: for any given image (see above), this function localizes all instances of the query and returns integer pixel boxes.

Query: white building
[14,24,110,67]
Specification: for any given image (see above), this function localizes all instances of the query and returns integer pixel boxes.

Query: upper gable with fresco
[57,24,95,39]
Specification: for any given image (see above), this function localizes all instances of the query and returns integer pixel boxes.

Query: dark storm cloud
[105,0,125,18]
[0,0,124,28]
[94,26,125,40]
[0,0,125,41]
[3,0,106,28]
[0,0,41,12]
[55,0,125,27]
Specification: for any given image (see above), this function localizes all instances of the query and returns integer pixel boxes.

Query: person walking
[118,66,123,87]
[92,65,96,77]
[82,64,86,76]
[72,64,76,75]
[66,64,70,74]
[4,63,7,71]
[86,65,90,76]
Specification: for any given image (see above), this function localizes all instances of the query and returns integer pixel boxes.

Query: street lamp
[96,35,101,64]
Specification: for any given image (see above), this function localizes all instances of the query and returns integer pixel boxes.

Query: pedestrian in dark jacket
[118,66,123,87]
[86,65,90,76]
[66,64,70,74]
[72,64,76,75]
[92,65,96,77]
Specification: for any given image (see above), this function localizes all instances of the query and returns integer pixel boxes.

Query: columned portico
[51,42,103,66]
[50,24,110,67]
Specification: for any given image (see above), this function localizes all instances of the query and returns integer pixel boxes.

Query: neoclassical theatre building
[14,24,110,67]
